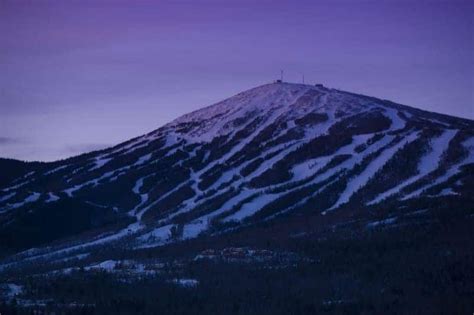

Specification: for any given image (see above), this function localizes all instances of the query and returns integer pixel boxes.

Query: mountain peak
[0,81,472,264]
[166,81,337,142]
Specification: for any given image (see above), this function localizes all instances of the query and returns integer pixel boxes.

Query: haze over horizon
[1,0,473,162]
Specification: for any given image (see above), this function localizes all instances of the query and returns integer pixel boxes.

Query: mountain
[1,82,473,313]
[1,81,473,256]
[0,158,44,189]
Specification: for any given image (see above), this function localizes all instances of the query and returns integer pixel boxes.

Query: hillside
[0,82,473,313]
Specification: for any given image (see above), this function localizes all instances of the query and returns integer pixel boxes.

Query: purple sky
[1,0,473,161]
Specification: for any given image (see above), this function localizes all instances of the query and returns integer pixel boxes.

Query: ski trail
[402,136,474,200]
[327,132,419,210]
[368,130,457,205]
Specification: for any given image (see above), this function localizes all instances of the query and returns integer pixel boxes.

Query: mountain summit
[0,82,473,264]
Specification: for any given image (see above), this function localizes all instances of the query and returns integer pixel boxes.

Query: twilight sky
[1,0,473,162]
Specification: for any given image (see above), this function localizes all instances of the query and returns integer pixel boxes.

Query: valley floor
[1,214,473,315]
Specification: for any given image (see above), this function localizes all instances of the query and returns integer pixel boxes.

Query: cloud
[0,137,20,145]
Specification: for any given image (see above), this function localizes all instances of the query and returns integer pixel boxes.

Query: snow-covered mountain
[0,82,473,267]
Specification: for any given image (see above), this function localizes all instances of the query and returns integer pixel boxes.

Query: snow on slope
[402,136,474,200]
[0,81,472,261]
[89,156,112,171]
[368,129,457,205]
[169,83,314,142]
[328,132,419,210]
[1,192,40,213]
[224,193,283,222]
[45,193,60,203]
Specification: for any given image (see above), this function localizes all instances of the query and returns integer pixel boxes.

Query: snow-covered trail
[0,221,140,267]
[383,107,406,131]
[1,192,41,213]
[326,132,418,210]
[135,181,190,221]
[368,130,457,205]
[182,132,401,225]
[206,129,410,223]
[2,82,470,260]
[291,133,372,182]
[202,98,337,193]
[153,87,329,222]
[0,192,16,203]
[130,175,153,221]
[402,136,474,200]
[63,151,157,198]
[223,193,283,222]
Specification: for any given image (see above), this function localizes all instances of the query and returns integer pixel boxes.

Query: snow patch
[329,132,418,210]
[86,260,117,271]
[45,192,60,203]
[89,157,112,171]
[223,193,282,222]
[134,153,152,166]
[136,224,173,248]
[1,283,23,299]
[402,136,474,199]
[0,192,16,203]
[2,192,41,212]
[368,130,457,204]
[367,217,397,228]
[170,278,199,288]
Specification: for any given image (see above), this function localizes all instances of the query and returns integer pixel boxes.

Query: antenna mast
[302,74,305,84]
[280,70,283,82]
